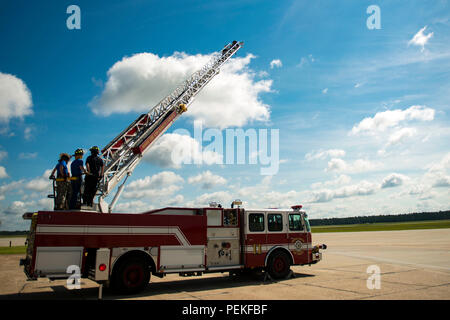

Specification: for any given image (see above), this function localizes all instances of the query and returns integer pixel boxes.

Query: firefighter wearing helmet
[82,146,104,207]
[49,153,72,210]
[69,149,87,209]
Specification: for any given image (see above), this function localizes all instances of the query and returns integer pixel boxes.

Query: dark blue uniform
[69,159,84,209]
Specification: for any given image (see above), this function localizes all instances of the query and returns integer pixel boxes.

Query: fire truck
[19,41,326,294]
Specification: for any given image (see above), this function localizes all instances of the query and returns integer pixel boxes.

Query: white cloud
[143,133,222,168]
[25,170,53,192]
[123,171,184,200]
[187,191,234,207]
[305,149,346,161]
[386,127,417,147]
[408,26,434,52]
[19,152,38,160]
[308,180,379,203]
[89,51,271,129]
[123,184,182,200]
[3,200,27,215]
[432,176,450,188]
[311,174,352,189]
[270,59,282,69]
[0,150,7,161]
[0,72,33,123]
[127,171,184,191]
[426,152,450,174]
[322,88,328,94]
[188,170,227,189]
[115,200,154,213]
[326,158,381,174]
[351,105,435,135]
[0,166,8,179]
[381,173,408,188]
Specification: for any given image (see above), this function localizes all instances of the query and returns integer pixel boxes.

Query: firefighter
[49,153,72,210]
[69,149,87,209]
[82,146,104,207]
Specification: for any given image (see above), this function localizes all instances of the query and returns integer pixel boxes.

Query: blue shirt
[56,160,69,178]
[71,159,84,177]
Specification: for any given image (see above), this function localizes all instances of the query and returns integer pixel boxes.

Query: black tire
[267,251,291,279]
[111,257,151,294]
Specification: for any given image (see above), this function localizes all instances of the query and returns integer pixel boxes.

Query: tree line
[309,210,450,226]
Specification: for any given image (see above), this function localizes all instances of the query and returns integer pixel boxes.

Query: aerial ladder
[94,41,244,213]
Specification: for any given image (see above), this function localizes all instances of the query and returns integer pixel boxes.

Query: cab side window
[249,213,264,232]
[289,214,304,231]
[268,214,283,232]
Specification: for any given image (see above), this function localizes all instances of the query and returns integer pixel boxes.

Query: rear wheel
[267,251,291,279]
[111,257,151,294]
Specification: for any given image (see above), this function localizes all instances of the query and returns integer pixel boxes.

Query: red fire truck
[19,41,326,294]
[21,204,326,293]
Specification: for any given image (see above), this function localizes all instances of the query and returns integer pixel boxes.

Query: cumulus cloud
[408,26,433,52]
[188,171,227,189]
[426,152,450,173]
[326,158,381,174]
[381,173,408,188]
[0,166,8,179]
[305,149,346,161]
[143,133,222,168]
[351,105,435,135]
[187,191,234,207]
[127,171,184,190]
[0,150,7,161]
[24,170,53,192]
[115,200,155,213]
[270,59,282,69]
[89,51,271,128]
[311,174,352,189]
[19,152,38,160]
[0,72,33,123]
[308,181,379,203]
[432,176,450,188]
[123,171,184,199]
[386,127,417,147]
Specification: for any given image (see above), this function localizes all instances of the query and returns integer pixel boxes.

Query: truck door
[287,212,310,264]
[266,211,286,249]
[243,211,266,268]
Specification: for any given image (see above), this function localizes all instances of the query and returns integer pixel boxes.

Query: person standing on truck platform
[69,149,86,209]
[49,153,71,210]
[83,146,104,207]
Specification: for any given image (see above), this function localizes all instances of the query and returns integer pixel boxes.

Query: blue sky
[0,0,449,230]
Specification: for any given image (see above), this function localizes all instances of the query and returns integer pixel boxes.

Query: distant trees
[309,211,450,226]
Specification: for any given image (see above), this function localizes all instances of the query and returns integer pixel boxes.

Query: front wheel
[111,257,151,294]
[267,251,291,279]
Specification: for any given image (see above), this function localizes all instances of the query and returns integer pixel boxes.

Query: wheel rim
[123,264,144,288]
[273,256,286,273]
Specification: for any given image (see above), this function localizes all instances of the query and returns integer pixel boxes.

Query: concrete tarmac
[0,229,449,300]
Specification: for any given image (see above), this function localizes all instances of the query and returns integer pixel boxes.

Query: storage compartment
[35,246,84,276]
[159,245,205,270]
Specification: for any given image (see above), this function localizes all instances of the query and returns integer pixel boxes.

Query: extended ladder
[97,41,244,212]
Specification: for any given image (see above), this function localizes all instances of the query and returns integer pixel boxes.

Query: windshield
[303,215,311,232]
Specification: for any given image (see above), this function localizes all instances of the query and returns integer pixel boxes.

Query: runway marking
[329,251,450,272]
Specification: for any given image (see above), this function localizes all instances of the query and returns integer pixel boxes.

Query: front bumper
[311,244,327,264]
